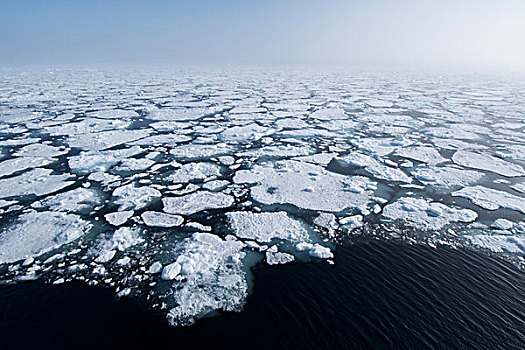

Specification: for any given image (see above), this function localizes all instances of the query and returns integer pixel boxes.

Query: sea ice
[69,147,143,173]
[226,211,309,243]
[169,144,232,160]
[452,151,525,177]
[105,211,134,226]
[163,191,235,216]
[220,123,274,142]
[13,143,68,158]
[116,158,155,171]
[412,167,484,188]
[467,234,525,254]
[96,227,143,262]
[308,244,334,259]
[0,211,91,264]
[112,184,161,210]
[167,162,221,183]
[491,218,514,231]
[266,251,295,265]
[141,211,184,227]
[395,146,447,165]
[452,186,525,214]
[165,233,246,326]
[234,160,375,212]
[34,188,101,213]
[0,156,54,177]
[382,197,478,230]
[0,168,74,199]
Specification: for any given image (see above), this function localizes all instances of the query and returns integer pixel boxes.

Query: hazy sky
[1,0,524,71]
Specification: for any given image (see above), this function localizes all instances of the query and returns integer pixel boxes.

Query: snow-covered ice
[227,211,310,243]
[234,160,376,212]
[452,151,525,177]
[382,197,478,230]
[141,211,184,227]
[163,191,235,216]
[0,211,91,263]
[452,186,525,214]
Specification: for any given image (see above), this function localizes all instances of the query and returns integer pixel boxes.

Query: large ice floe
[1,66,525,326]
[164,232,247,326]
[382,197,478,230]
[0,211,91,264]
[233,160,376,212]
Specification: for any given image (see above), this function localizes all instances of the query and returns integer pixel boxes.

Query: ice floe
[452,186,525,214]
[382,197,478,230]
[69,146,143,173]
[165,232,247,326]
[0,211,91,263]
[0,168,74,199]
[266,251,295,265]
[0,156,54,177]
[34,188,101,213]
[452,151,525,177]
[234,160,376,212]
[141,211,184,227]
[112,184,161,210]
[412,166,484,188]
[163,191,235,216]
[395,146,447,165]
[227,211,309,243]
[167,162,221,183]
[105,211,134,226]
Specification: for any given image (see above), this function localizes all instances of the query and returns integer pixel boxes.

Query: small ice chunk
[296,242,314,251]
[339,215,364,230]
[161,262,182,280]
[116,256,131,266]
[95,250,116,263]
[99,227,143,253]
[185,222,212,231]
[266,251,295,265]
[314,213,338,230]
[202,180,230,191]
[491,218,514,231]
[308,244,334,259]
[105,211,134,226]
[141,211,184,227]
[148,261,163,274]
[117,288,131,297]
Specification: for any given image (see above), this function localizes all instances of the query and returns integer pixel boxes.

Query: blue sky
[1,0,524,70]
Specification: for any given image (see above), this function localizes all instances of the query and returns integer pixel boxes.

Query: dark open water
[1,241,524,349]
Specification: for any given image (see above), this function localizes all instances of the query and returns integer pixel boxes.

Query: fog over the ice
[1,0,524,71]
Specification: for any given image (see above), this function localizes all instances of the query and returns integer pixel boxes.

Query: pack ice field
[0,66,524,326]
